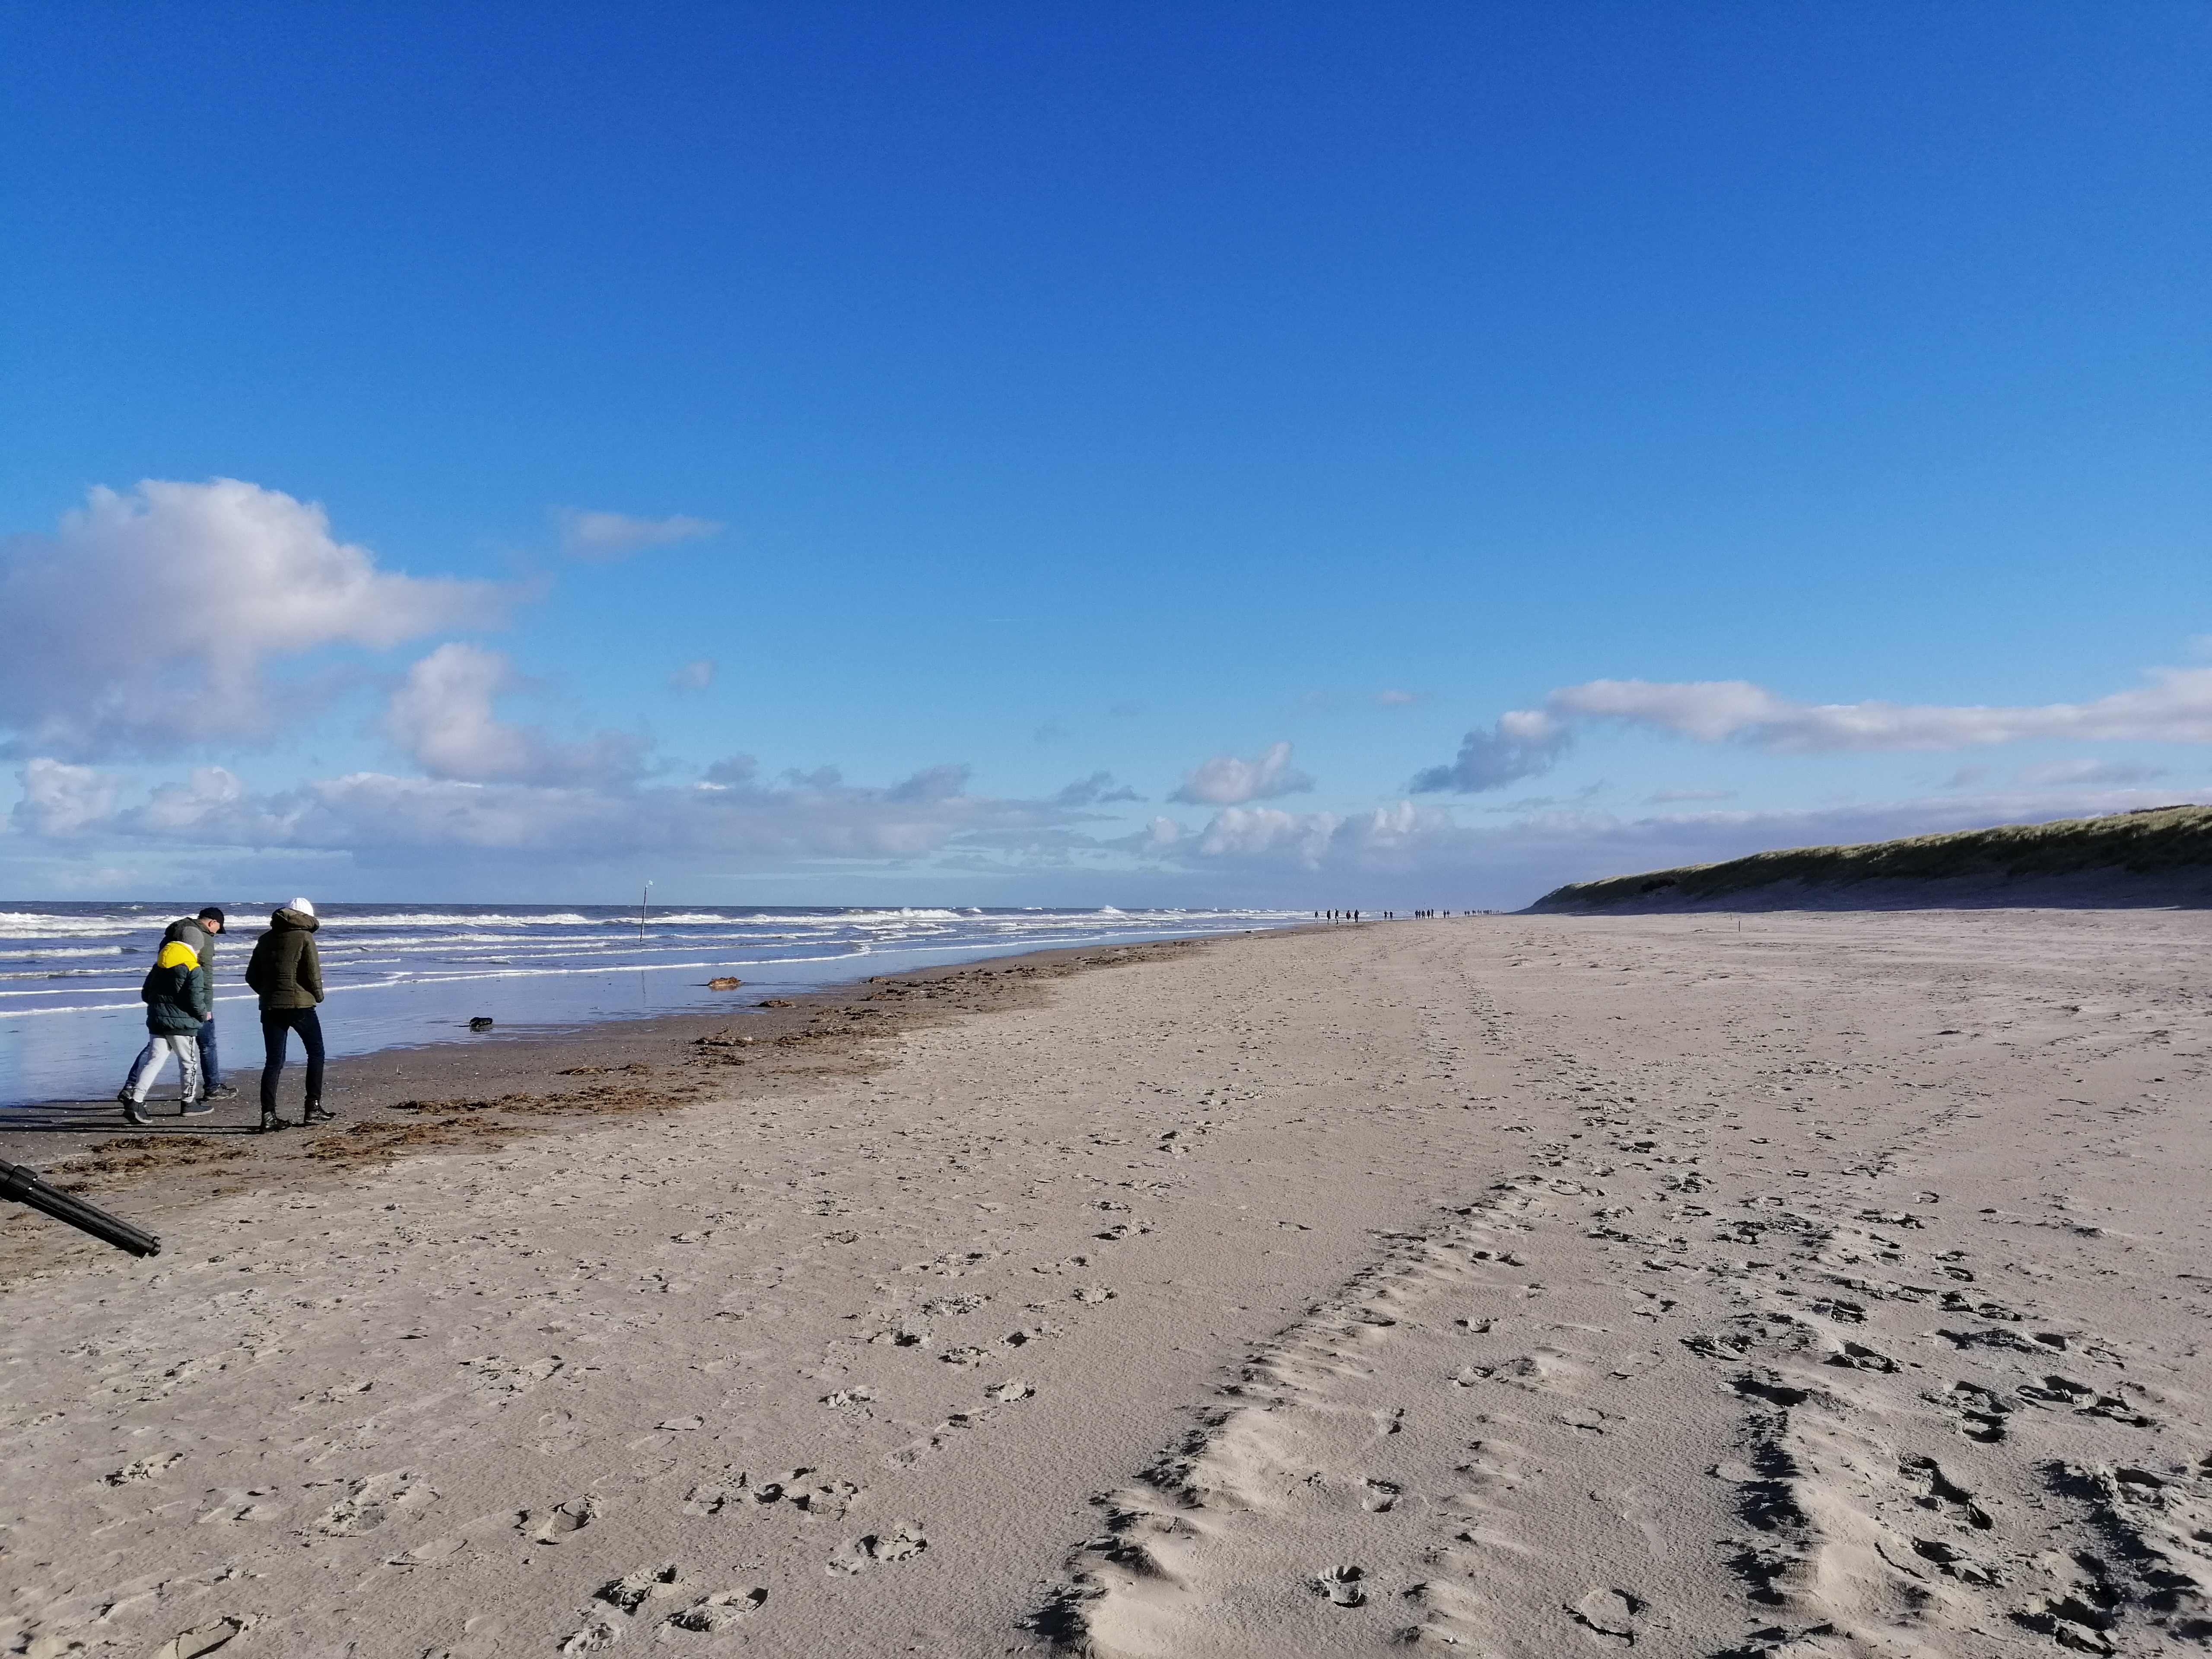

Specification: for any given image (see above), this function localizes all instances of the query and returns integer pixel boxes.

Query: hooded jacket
[162,915,216,974]
[245,907,324,1010]
[142,939,212,1035]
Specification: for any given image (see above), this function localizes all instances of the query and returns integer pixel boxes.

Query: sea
[0,902,1303,1108]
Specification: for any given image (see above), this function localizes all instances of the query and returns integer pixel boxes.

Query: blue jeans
[261,1007,325,1116]
[124,1019,219,1094]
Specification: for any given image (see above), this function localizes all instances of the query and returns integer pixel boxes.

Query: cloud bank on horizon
[1414,674,2212,795]
[2,478,2206,905]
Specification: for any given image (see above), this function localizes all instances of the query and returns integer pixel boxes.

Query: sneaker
[181,1100,213,1116]
[123,1097,151,1126]
[203,1084,239,1101]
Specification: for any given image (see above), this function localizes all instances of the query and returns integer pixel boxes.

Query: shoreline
[0,905,1303,1115]
[0,925,1310,1268]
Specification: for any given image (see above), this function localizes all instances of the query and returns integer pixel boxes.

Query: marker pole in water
[640,881,652,942]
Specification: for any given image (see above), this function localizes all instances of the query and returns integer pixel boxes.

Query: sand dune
[3,913,2208,1657]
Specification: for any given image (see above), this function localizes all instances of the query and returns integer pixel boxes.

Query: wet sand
[2,912,2208,1658]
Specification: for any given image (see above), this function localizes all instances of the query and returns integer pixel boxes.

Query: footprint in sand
[311,1471,435,1536]
[1568,1587,1640,1643]
[792,1478,863,1519]
[522,1494,598,1542]
[681,1472,745,1515]
[664,1587,769,1630]
[1314,1564,1367,1607]
[830,1522,928,1572]
[1939,1381,2012,1443]
[921,1293,988,1316]
[1826,1340,1899,1373]
[748,1468,820,1504]
[596,1562,687,1613]
[1905,1535,2000,1586]
[154,1617,246,1659]
[105,1449,187,1484]
[1898,1455,1993,1529]
[1491,1345,1590,1393]
[557,1616,622,1653]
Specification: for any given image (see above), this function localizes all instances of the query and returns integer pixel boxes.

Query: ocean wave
[0,912,146,938]
[329,911,606,928]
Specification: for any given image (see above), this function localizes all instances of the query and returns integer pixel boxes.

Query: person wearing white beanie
[245,898,328,1131]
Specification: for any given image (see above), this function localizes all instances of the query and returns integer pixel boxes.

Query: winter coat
[142,940,212,1035]
[245,908,324,1010]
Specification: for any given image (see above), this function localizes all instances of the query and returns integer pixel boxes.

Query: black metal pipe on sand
[0,1161,162,1257]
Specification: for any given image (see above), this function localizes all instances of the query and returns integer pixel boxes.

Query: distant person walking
[118,907,234,1109]
[123,929,213,1125]
[245,898,329,1132]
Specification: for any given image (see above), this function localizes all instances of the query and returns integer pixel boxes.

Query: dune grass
[1534,804,2212,909]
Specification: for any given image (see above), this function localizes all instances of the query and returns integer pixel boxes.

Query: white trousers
[132,1033,202,1103]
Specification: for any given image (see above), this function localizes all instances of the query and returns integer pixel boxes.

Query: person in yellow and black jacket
[117,907,234,1108]
[245,898,329,1133]
[125,933,212,1125]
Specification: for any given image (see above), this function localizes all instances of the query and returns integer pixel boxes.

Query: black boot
[302,1099,335,1124]
[260,1108,290,1132]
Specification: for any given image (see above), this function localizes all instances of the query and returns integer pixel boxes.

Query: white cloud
[0,480,511,760]
[385,643,648,788]
[1646,788,1735,803]
[1186,800,1450,870]
[669,660,716,693]
[1553,670,2212,752]
[1409,710,1571,793]
[1374,689,1426,707]
[1170,741,1313,805]
[557,509,722,561]
[1417,667,2212,793]
[12,758,120,836]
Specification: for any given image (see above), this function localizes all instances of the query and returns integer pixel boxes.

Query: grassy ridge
[1534,804,2212,909]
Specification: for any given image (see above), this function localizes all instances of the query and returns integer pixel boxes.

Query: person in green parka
[125,934,212,1124]
[245,897,329,1132]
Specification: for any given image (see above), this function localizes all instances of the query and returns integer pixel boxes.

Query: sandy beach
[3,911,2208,1658]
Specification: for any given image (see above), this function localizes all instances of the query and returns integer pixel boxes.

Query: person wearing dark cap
[246,897,328,1132]
[117,906,235,1115]
[123,928,211,1125]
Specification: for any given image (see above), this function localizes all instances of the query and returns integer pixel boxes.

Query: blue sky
[3,1,2208,906]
